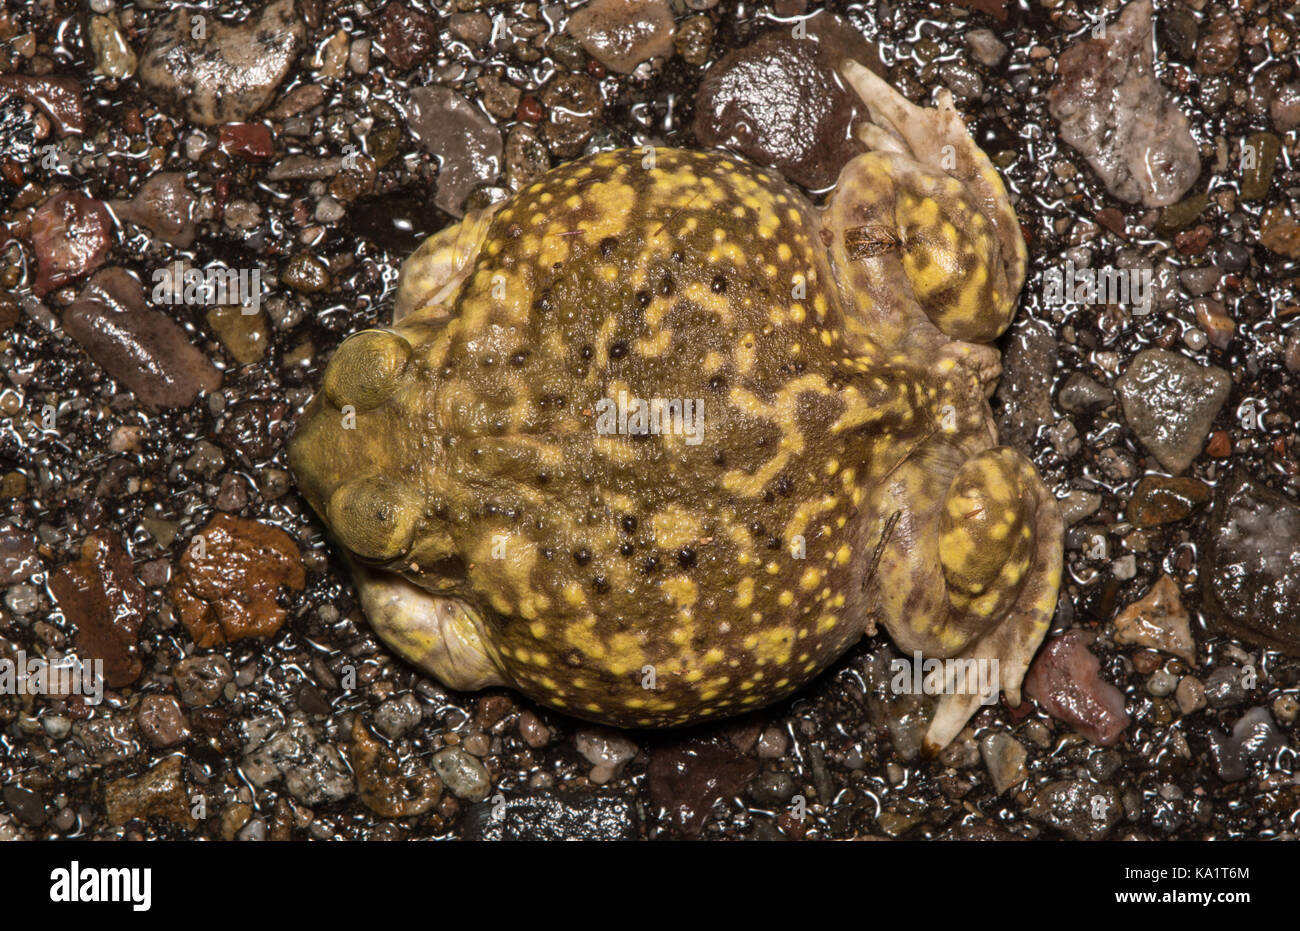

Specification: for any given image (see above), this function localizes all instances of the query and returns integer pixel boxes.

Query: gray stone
[1116,349,1229,474]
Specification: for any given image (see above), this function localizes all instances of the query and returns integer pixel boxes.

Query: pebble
[41,714,71,740]
[939,60,982,101]
[1271,695,1298,726]
[994,322,1058,450]
[62,268,221,410]
[266,85,327,121]
[376,2,440,71]
[1270,81,1300,131]
[566,0,676,74]
[206,306,268,366]
[450,12,492,50]
[574,726,638,783]
[219,122,274,161]
[136,694,191,747]
[1208,707,1284,782]
[1058,490,1101,526]
[223,198,262,231]
[1146,669,1177,697]
[374,693,423,739]
[1201,472,1300,655]
[172,654,233,707]
[431,747,491,801]
[139,0,304,126]
[504,125,550,191]
[1126,475,1210,528]
[213,473,249,511]
[1175,675,1206,715]
[1203,665,1247,707]
[104,756,197,828]
[1024,630,1131,746]
[241,712,354,805]
[464,791,638,840]
[48,530,146,688]
[110,171,198,247]
[347,719,441,817]
[517,711,550,747]
[29,191,112,296]
[1028,779,1122,840]
[1195,11,1240,76]
[692,28,862,190]
[539,73,602,158]
[169,513,305,647]
[409,86,502,216]
[748,770,796,806]
[979,731,1028,794]
[88,14,136,79]
[1112,574,1197,664]
[349,39,371,75]
[1057,371,1112,414]
[0,74,86,136]
[4,583,37,615]
[2,785,46,828]
[477,73,522,120]
[755,726,788,759]
[675,15,713,66]
[647,737,756,836]
[1115,348,1230,474]
[1048,0,1199,206]
[1239,132,1279,202]
[1260,206,1300,259]
[966,28,1007,66]
[282,253,332,294]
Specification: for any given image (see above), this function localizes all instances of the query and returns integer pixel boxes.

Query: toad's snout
[288,328,426,563]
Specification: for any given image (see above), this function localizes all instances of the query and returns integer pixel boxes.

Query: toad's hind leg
[835,60,1027,345]
[350,559,509,692]
[865,443,1062,754]
[393,204,501,323]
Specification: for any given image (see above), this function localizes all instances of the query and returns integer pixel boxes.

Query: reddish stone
[1024,631,1130,746]
[1175,224,1213,256]
[29,192,112,297]
[516,94,544,124]
[0,74,86,135]
[169,513,305,648]
[219,122,274,160]
[377,2,439,71]
[1095,207,1127,238]
[48,531,146,689]
[1205,430,1232,458]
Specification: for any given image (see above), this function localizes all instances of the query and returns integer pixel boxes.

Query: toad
[289,62,1062,752]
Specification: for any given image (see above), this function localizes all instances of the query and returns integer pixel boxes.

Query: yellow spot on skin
[652,504,703,551]
[663,575,698,607]
[734,577,755,609]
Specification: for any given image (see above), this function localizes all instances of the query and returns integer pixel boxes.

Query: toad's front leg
[862,439,1063,754]
[351,559,509,693]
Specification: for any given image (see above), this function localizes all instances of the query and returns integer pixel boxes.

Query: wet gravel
[1,0,1299,841]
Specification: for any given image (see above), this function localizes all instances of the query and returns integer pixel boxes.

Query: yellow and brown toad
[289,63,1063,752]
